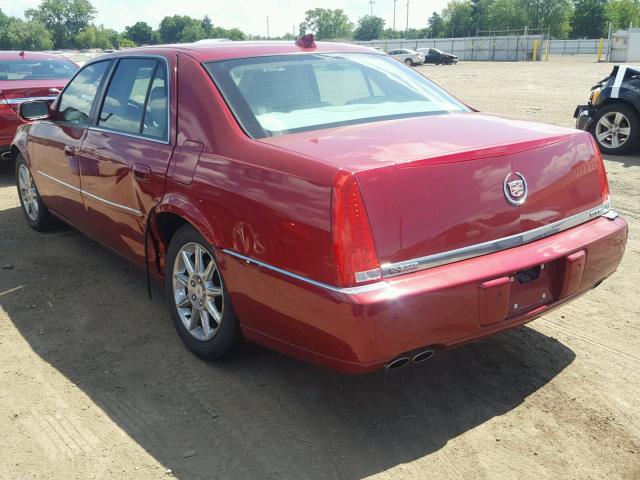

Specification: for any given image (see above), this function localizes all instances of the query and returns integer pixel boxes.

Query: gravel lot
[0,55,638,480]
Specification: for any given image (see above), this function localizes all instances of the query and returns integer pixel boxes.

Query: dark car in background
[575,65,640,155]
[0,51,78,159]
[417,48,458,65]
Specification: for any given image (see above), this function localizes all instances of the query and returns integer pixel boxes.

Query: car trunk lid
[355,132,606,266]
[260,113,608,272]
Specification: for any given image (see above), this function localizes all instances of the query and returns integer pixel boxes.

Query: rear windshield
[205,53,469,138]
[0,59,78,81]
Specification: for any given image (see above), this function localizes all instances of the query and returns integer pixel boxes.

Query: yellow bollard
[533,40,539,62]
[597,38,604,62]
[545,40,550,61]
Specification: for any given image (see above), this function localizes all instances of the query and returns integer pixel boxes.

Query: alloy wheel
[18,164,39,222]
[172,242,224,341]
[596,111,631,149]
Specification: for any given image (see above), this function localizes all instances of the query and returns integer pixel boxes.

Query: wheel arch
[598,96,640,117]
[153,194,225,256]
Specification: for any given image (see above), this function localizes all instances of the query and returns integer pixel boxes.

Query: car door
[29,60,112,224]
[78,56,173,264]
[425,49,437,64]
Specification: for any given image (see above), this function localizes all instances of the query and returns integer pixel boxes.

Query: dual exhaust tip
[386,349,436,370]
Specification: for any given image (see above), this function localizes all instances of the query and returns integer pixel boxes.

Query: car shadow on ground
[603,152,640,168]
[0,190,576,479]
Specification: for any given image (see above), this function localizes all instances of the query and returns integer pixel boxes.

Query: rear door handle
[133,163,152,182]
[63,145,75,157]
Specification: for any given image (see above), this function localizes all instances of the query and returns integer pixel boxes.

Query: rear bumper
[221,215,627,374]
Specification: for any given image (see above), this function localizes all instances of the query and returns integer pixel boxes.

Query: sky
[0,0,450,37]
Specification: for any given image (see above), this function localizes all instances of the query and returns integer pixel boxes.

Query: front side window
[205,53,469,138]
[57,61,111,125]
[98,58,163,137]
[0,59,78,81]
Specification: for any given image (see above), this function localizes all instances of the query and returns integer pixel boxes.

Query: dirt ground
[0,55,638,480]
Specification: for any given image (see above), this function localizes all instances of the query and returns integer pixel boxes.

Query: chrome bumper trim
[226,204,614,295]
[222,249,389,295]
[381,203,612,278]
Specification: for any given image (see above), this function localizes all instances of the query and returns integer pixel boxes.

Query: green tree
[484,0,527,32]
[572,0,608,37]
[178,22,207,42]
[125,21,154,45]
[25,0,96,48]
[201,15,214,36]
[442,0,475,37]
[75,25,117,49]
[2,18,54,50]
[299,8,353,39]
[428,12,446,37]
[353,15,385,40]
[222,27,247,40]
[606,0,640,30]
[118,36,136,48]
[159,15,198,43]
[520,0,574,36]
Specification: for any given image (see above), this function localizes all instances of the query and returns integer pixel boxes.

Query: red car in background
[10,39,627,373]
[0,51,78,159]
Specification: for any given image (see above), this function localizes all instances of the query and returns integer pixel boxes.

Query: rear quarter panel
[160,53,339,290]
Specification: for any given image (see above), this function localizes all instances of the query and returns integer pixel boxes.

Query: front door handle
[133,163,152,182]
[63,145,75,157]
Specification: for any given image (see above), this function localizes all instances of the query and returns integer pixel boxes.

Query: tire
[589,103,640,155]
[404,58,413,67]
[164,224,240,360]
[15,155,59,232]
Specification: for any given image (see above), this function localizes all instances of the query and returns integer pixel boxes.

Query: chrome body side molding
[36,170,144,217]
[222,249,389,295]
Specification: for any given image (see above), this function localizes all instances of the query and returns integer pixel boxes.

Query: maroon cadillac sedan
[10,38,627,373]
[0,51,78,160]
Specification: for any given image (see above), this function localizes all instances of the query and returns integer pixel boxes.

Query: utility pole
[266,16,270,39]
[369,0,375,16]
[393,0,397,31]
[405,0,409,35]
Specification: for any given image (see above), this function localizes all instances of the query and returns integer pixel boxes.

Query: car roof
[106,41,377,62]
[0,50,72,61]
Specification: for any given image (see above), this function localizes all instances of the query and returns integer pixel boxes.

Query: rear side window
[57,61,111,126]
[98,58,163,137]
[141,65,168,140]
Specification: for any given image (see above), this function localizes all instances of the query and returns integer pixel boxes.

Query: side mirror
[19,100,51,121]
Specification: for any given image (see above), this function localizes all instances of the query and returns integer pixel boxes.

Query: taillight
[589,134,610,205]
[332,170,382,287]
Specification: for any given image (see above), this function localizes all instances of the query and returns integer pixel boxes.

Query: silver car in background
[387,48,424,67]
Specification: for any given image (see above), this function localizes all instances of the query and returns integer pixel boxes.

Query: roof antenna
[295,33,316,49]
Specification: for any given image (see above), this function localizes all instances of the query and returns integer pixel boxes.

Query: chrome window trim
[0,96,57,105]
[224,203,614,294]
[380,203,612,278]
[36,170,143,217]
[93,55,171,144]
[87,126,170,145]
